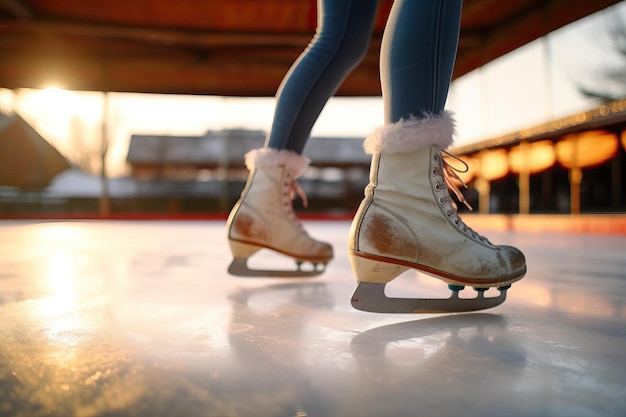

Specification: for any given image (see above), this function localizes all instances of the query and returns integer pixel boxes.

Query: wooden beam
[0,20,315,49]
[0,0,621,96]
[0,24,382,95]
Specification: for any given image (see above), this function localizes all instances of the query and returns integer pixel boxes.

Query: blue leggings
[266,0,463,153]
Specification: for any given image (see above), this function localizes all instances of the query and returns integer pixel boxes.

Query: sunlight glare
[30,224,85,318]
[39,86,76,109]
[41,250,78,317]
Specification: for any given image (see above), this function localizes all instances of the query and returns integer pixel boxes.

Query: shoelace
[285,179,310,234]
[289,180,308,208]
[442,149,473,211]
[440,150,492,245]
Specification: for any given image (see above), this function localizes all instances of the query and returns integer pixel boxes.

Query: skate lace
[289,180,308,208]
[282,172,308,232]
[438,150,492,245]
[441,150,472,211]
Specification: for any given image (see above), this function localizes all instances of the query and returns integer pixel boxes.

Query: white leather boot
[349,112,526,313]
[227,148,333,276]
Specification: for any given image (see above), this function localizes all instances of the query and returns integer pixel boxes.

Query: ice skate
[349,112,526,313]
[227,148,333,277]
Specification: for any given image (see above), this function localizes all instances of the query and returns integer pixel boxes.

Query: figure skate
[227,148,333,277]
[349,112,526,313]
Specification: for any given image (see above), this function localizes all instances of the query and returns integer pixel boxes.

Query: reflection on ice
[351,313,526,369]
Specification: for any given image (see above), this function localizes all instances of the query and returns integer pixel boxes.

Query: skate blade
[228,258,326,278]
[350,281,509,314]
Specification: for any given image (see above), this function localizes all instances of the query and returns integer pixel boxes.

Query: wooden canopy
[0,0,621,96]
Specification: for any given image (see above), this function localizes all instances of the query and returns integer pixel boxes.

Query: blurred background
[1,0,625,218]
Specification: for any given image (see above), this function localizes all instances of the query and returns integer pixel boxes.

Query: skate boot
[349,112,526,313]
[227,148,333,277]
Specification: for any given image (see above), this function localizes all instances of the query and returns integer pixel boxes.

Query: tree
[577,12,626,102]
[69,115,100,173]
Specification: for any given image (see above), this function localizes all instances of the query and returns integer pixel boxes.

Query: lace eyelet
[434,182,441,191]
[439,197,445,204]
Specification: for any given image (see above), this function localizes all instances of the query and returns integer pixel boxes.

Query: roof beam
[0,20,314,49]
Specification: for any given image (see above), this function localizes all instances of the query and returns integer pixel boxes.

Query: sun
[39,86,77,108]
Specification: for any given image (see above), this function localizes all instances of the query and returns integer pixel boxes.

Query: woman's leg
[267,0,379,153]
[349,0,527,313]
[380,0,462,122]
[227,0,378,276]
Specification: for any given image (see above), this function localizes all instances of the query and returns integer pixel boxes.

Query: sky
[1,2,624,178]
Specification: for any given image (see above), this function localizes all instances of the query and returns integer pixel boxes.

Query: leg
[381,0,462,122]
[349,0,527,313]
[268,0,379,153]
[227,0,378,277]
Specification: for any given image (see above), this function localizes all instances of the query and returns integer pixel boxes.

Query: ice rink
[1,219,625,417]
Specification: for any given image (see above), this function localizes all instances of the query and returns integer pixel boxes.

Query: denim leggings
[266,0,463,153]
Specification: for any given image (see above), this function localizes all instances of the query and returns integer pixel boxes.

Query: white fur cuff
[363,111,456,154]
[244,148,310,177]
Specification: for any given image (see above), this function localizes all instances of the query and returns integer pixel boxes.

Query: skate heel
[229,240,262,259]
[349,253,409,284]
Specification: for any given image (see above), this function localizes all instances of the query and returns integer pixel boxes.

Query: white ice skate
[349,112,526,313]
[227,148,333,277]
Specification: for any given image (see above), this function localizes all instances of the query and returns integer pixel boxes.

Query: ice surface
[0,220,625,417]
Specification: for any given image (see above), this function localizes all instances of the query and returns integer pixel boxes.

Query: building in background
[1,98,625,217]
[453,99,626,214]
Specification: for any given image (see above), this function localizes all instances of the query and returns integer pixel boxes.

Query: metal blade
[351,282,508,314]
[228,258,326,278]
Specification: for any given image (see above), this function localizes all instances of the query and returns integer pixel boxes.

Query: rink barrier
[457,214,626,236]
[0,213,625,235]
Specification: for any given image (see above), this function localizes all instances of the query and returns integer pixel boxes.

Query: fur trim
[363,111,456,154]
[244,148,310,177]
